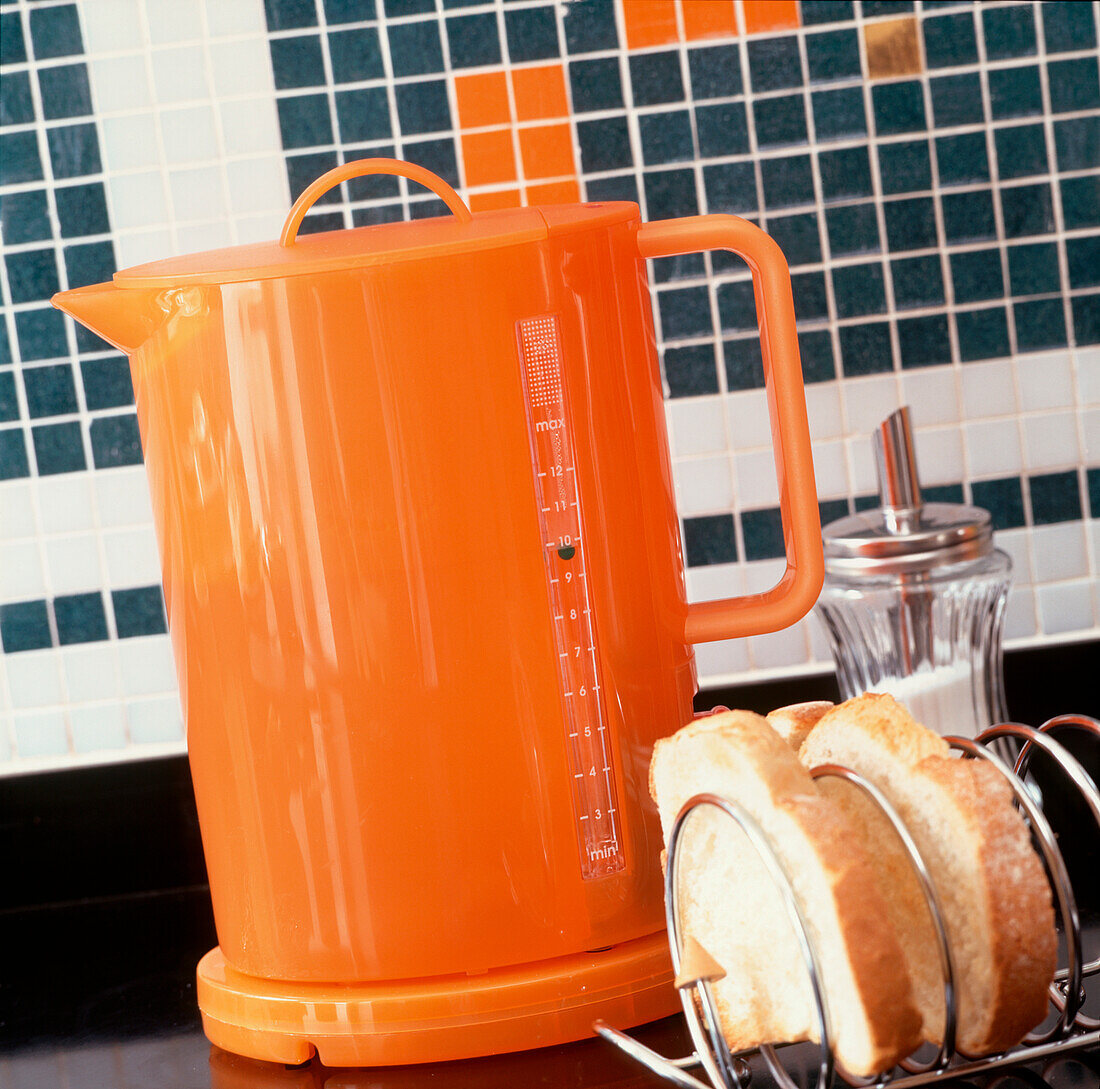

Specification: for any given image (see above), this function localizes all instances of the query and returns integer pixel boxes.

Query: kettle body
[54,160,823,1065]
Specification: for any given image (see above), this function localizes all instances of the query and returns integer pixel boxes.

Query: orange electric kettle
[54,159,823,1067]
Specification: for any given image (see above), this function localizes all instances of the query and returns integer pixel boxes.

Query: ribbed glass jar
[815,550,1012,738]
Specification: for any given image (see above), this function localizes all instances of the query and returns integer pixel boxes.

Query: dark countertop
[2,641,1097,1087]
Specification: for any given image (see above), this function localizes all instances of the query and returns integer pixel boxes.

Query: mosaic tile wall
[1,0,1098,773]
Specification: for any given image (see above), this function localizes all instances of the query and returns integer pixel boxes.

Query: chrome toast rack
[596,715,1100,1089]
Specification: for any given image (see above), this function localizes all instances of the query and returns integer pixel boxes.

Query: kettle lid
[113,158,636,290]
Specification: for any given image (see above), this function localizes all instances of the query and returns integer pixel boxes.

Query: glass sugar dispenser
[815,407,1012,739]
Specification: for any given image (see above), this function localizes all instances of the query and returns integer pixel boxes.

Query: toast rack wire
[595,714,1100,1089]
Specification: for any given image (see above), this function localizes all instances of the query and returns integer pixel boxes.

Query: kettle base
[196,931,677,1066]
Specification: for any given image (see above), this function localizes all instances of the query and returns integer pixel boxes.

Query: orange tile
[741,0,799,34]
[454,71,511,129]
[621,0,679,49]
[681,0,737,41]
[527,179,581,205]
[462,129,517,188]
[511,64,569,122]
[469,188,523,212]
[518,123,576,180]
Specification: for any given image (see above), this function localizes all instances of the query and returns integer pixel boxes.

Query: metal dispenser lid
[822,407,992,576]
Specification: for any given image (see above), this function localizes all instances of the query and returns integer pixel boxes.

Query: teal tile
[930,72,983,126]
[1000,182,1054,238]
[817,146,872,200]
[872,81,925,135]
[1014,299,1067,352]
[883,196,937,251]
[898,313,951,368]
[1007,242,1060,296]
[1061,176,1100,230]
[982,4,1037,58]
[838,322,892,376]
[812,86,867,141]
[877,139,931,195]
[754,94,808,147]
[832,263,886,318]
[950,248,1004,303]
[1049,57,1100,113]
[941,189,996,243]
[922,11,978,68]
[988,65,1042,119]
[892,255,944,309]
[936,132,988,186]
[806,28,861,82]
[826,203,880,256]
[955,306,1009,361]
[1043,1,1097,53]
[1029,470,1081,525]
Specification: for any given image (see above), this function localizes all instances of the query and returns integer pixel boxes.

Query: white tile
[1082,407,1099,467]
[1023,411,1080,470]
[808,610,834,663]
[103,531,161,586]
[960,359,1017,418]
[115,228,176,267]
[70,704,129,754]
[965,419,1022,477]
[80,0,144,53]
[1031,522,1089,582]
[95,467,155,526]
[901,366,959,426]
[176,221,233,253]
[219,97,284,157]
[205,0,269,37]
[913,425,964,486]
[995,528,1032,584]
[1090,521,1100,572]
[1003,585,1037,640]
[726,388,772,450]
[209,39,273,98]
[0,722,11,762]
[1078,346,1100,404]
[7,650,64,710]
[44,535,103,595]
[62,644,120,702]
[37,475,96,534]
[675,456,734,516]
[0,541,45,601]
[840,374,901,436]
[235,211,288,245]
[1037,580,1095,635]
[108,172,170,231]
[13,710,70,758]
[733,448,780,509]
[151,45,211,104]
[0,481,35,539]
[160,105,220,165]
[846,434,877,494]
[127,694,184,743]
[749,623,810,670]
[812,439,847,497]
[145,0,205,44]
[101,114,162,172]
[686,561,744,606]
[169,166,228,222]
[743,557,787,594]
[668,398,728,457]
[1015,351,1074,412]
[117,636,178,696]
[804,382,842,440]
[692,637,752,681]
[88,55,152,114]
[226,156,292,217]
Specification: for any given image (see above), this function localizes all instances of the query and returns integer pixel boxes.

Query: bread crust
[915,756,1055,1053]
[767,701,834,751]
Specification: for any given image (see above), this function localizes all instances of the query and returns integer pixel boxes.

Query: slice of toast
[649,711,922,1075]
[767,701,834,751]
[798,694,1056,1055]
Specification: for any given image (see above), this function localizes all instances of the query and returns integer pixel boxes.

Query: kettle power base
[197,931,677,1067]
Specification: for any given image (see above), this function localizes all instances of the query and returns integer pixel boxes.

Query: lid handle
[874,406,922,534]
[279,157,473,247]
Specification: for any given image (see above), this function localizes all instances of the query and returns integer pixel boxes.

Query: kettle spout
[52,282,166,355]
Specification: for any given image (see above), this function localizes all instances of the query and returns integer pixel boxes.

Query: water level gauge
[517,315,624,881]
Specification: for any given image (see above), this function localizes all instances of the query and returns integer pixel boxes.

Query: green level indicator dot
[557,546,576,560]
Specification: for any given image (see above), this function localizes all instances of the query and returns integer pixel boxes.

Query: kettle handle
[637,216,823,643]
[280,158,473,247]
